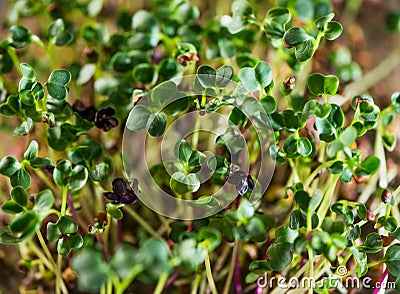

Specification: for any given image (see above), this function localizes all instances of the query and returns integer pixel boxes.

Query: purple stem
[373,268,389,294]
[67,190,80,232]
[234,243,243,294]
[163,270,179,290]
[299,257,306,268]
[255,233,274,294]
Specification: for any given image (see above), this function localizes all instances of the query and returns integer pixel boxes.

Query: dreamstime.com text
[257,267,396,290]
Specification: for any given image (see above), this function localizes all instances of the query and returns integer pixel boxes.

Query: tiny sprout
[177,52,199,66]
[82,47,98,63]
[103,178,138,204]
[381,235,395,247]
[330,258,339,269]
[381,189,393,204]
[72,100,97,122]
[366,210,375,222]
[94,107,119,132]
[283,76,296,90]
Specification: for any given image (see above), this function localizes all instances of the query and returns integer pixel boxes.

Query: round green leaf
[0,156,21,177]
[147,112,167,137]
[170,172,200,194]
[10,167,31,189]
[11,186,28,207]
[24,140,39,161]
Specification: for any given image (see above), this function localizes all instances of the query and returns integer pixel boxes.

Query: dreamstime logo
[122,74,275,219]
[256,266,396,290]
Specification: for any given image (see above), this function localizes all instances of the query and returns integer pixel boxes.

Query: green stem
[154,271,169,294]
[123,206,158,237]
[317,175,339,226]
[56,254,62,294]
[115,264,143,294]
[304,160,336,189]
[385,203,391,218]
[192,113,202,150]
[345,259,385,276]
[61,187,68,215]
[222,240,239,294]
[288,159,300,183]
[205,253,218,294]
[191,274,202,294]
[6,47,22,76]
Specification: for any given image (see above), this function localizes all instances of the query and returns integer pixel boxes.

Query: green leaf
[10,168,31,189]
[132,10,158,33]
[0,227,24,244]
[216,127,246,154]
[33,189,55,218]
[297,137,313,157]
[295,38,316,62]
[263,7,291,39]
[390,92,400,114]
[315,13,335,31]
[294,190,310,211]
[231,0,253,17]
[68,165,89,191]
[46,83,67,101]
[239,61,272,92]
[355,156,380,176]
[126,105,152,132]
[174,140,193,163]
[133,63,157,84]
[110,244,139,279]
[350,247,368,277]
[267,242,293,271]
[283,27,311,46]
[249,260,272,274]
[106,203,123,219]
[357,233,383,253]
[170,172,200,194]
[90,162,110,182]
[10,210,40,236]
[307,73,339,96]
[216,65,234,88]
[377,216,398,233]
[328,161,344,174]
[54,160,72,187]
[385,244,400,276]
[0,156,21,177]
[327,126,357,157]
[283,136,298,158]
[147,112,167,137]
[13,118,34,136]
[255,61,273,88]
[46,222,62,242]
[72,248,109,292]
[323,21,343,40]
[197,65,216,88]
[2,200,24,214]
[9,25,31,48]
[198,227,221,252]
[48,70,71,85]
[24,140,39,161]
[47,70,71,100]
[11,186,28,207]
[57,216,78,235]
